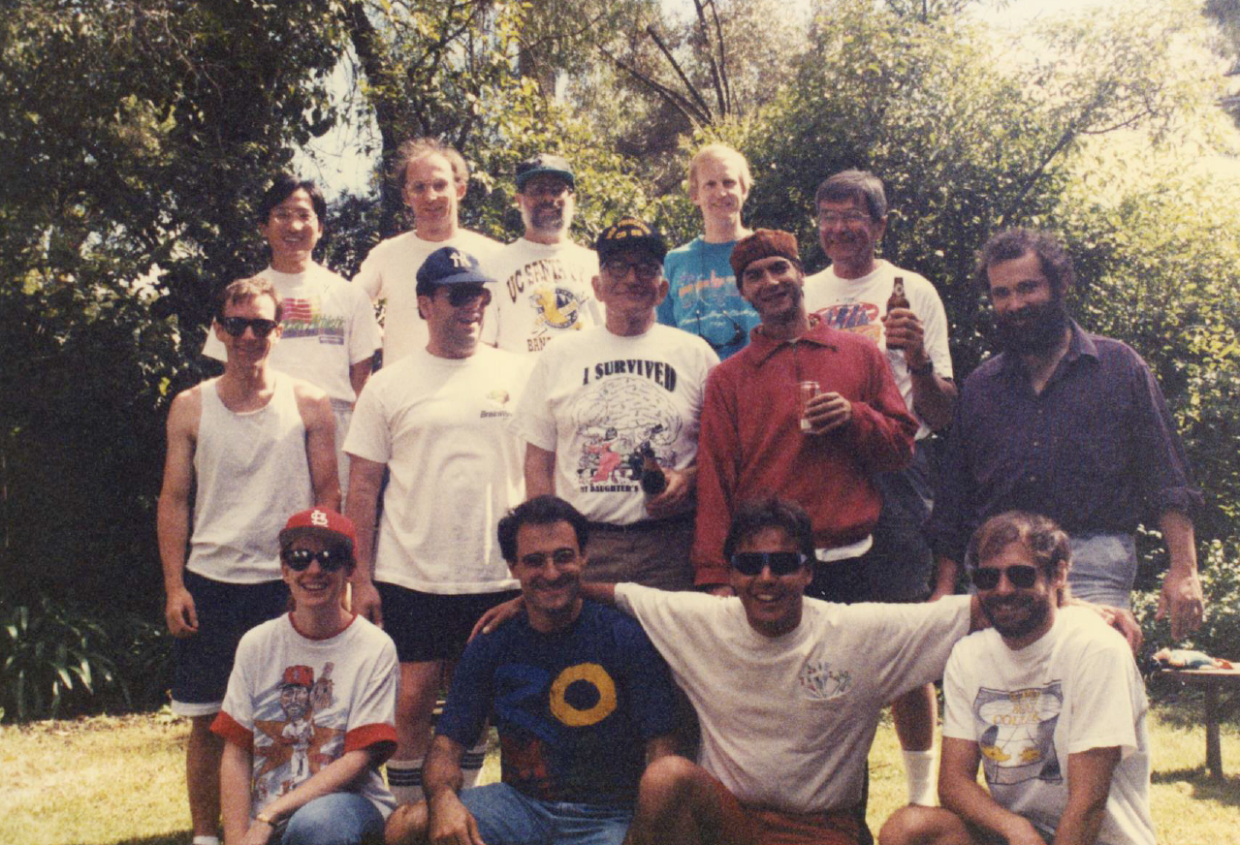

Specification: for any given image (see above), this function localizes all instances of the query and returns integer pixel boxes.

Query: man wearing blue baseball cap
[344,245,533,805]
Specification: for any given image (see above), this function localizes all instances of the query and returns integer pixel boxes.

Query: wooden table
[1161,669,1240,779]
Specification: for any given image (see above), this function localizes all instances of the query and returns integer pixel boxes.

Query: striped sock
[460,735,489,789]
[387,757,424,804]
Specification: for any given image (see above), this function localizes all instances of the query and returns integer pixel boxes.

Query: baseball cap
[279,507,357,554]
[415,246,496,298]
[516,153,575,191]
[595,217,668,264]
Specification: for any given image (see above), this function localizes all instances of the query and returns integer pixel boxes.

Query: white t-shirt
[353,229,503,365]
[480,238,601,354]
[942,607,1155,845]
[615,584,972,813]
[343,345,529,593]
[510,325,718,525]
[215,614,399,821]
[804,260,953,439]
[203,264,381,405]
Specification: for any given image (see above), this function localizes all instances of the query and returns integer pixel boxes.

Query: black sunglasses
[219,317,280,338]
[730,551,808,576]
[281,546,352,572]
[972,564,1039,591]
[444,285,492,307]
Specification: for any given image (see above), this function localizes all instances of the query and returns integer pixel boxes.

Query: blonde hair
[688,144,752,199]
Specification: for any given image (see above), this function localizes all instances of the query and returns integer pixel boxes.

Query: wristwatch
[909,358,934,376]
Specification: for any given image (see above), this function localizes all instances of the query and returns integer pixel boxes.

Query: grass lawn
[1,706,1236,845]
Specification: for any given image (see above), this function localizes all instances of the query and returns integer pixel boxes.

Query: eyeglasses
[271,209,317,225]
[281,546,352,572]
[443,286,493,307]
[972,564,1039,591]
[730,551,808,576]
[602,258,661,282]
[818,211,872,227]
[518,549,581,569]
[219,317,280,338]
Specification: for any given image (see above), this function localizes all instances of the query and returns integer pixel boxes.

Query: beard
[980,593,1051,642]
[529,204,566,234]
[994,297,1069,355]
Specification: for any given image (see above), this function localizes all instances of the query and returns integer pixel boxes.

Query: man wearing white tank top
[157,276,340,845]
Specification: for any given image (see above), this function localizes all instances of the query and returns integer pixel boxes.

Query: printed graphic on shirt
[813,302,883,346]
[252,663,344,804]
[973,683,1063,787]
[496,661,622,801]
[568,367,682,494]
[482,388,514,420]
[281,296,346,345]
[505,259,590,352]
[798,659,852,702]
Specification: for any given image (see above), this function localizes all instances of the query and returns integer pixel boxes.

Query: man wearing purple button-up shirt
[926,228,1205,640]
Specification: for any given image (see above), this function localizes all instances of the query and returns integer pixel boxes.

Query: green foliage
[0,595,123,722]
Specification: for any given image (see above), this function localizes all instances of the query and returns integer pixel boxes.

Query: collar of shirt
[745,314,840,368]
[995,318,1099,388]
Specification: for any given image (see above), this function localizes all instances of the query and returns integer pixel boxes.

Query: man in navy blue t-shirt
[385,496,678,845]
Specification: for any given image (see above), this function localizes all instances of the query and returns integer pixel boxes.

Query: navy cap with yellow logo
[594,217,668,264]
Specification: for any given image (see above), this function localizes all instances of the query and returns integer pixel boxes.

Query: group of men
[157,136,1203,845]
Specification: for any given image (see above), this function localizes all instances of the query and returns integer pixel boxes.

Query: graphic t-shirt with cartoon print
[481,238,601,354]
[212,614,399,821]
[942,607,1155,845]
[510,325,718,525]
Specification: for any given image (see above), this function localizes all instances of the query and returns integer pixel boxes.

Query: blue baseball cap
[415,246,496,297]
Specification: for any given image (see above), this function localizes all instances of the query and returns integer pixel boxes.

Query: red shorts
[711,777,867,845]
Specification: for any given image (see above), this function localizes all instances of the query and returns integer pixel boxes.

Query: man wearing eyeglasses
[482,154,601,354]
[344,246,531,806]
[355,137,503,365]
[158,276,341,845]
[510,218,719,591]
[802,170,959,806]
[882,511,1155,845]
[201,174,382,493]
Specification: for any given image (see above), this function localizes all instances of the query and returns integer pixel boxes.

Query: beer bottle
[638,443,668,495]
[885,276,910,350]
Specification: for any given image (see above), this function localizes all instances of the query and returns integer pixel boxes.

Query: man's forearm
[1159,508,1198,574]
[156,495,190,592]
[1052,747,1120,845]
[423,735,465,800]
[910,371,956,432]
[579,582,618,606]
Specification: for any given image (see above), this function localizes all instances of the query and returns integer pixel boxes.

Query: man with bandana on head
[926,228,1205,642]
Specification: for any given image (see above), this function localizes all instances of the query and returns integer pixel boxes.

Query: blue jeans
[460,783,633,845]
[1067,532,1137,609]
[281,792,386,845]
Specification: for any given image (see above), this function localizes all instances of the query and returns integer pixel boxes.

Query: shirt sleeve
[348,286,383,365]
[342,375,392,463]
[911,276,953,379]
[855,596,973,702]
[1124,349,1202,520]
[212,631,259,750]
[940,644,976,741]
[657,253,680,328]
[612,615,678,742]
[343,632,400,761]
[353,247,384,302]
[925,397,975,564]
[435,630,499,748]
[1066,630,1143,757]
[508,353,558,451]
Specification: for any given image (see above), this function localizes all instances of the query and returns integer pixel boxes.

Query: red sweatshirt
[692,318,917,587]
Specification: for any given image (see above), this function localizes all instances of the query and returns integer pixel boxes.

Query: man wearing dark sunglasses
[344,246,532,806]
[158,275,341,845]
[510,217,720,592]
[883,511,1154,845]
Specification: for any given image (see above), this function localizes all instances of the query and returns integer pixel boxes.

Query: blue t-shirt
[658,237,760,360]
[437,600,677,807]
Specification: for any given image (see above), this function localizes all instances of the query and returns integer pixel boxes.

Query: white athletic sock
[460,734,489,789]
[903,749,937,806]
[387,757,424,804]
[192,837,220,845]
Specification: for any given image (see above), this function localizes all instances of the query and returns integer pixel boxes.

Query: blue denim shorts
[460,782,632,845]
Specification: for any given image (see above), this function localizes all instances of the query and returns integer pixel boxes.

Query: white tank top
[187,374,313,583]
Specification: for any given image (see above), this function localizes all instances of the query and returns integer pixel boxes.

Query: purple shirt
[927,321,1200,563]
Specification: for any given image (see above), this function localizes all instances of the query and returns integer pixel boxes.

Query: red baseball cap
[279,507,357,554]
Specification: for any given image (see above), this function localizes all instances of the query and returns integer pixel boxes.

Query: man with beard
[881,511,1155,845]
[926,228,1204,641]
[482,154,601,354]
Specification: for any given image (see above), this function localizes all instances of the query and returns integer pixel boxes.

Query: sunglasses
[972,564,1039,591]
[730,551,808,576]
[443,286,493,307]
[281,546,352,572]
[219,317,280,338]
